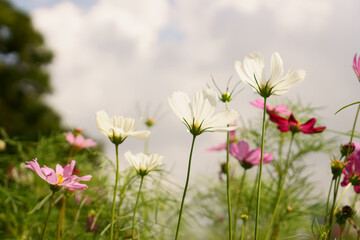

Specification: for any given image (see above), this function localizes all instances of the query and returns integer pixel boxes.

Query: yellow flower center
[57,174,64,185]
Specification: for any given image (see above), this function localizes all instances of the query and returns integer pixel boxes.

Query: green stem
[132,176,144,240]
[57,196,67,240]
[254,97,267,240]
[225,101,233,240]
[324,178,334,225]
[233,169,247,239]
[110,144,120,240]
[334,184,351,214]
[41,191,55,240]
[240,219,247,240]
[264,133,295,239]
[174,135,196,240]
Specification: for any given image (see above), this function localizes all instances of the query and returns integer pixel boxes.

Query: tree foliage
[0,0,61,140]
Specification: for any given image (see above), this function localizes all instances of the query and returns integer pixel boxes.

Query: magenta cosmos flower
[25,158,91,191]
[65,131,97,149]
[269,113,325,134]
[251,99,291,115]
[229,140,273,170]
[354,53,360,81]
[341,151,360,193]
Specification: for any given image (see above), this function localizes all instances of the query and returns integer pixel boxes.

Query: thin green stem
[132,176,144,240]
[57,196,67,240]
[334,184,351,214]
[324,178,334,224]
[225,101,233,240]
[240,220,247,240]
[233,169,247,239]
[174,135,196,240]
[110,144,120,240]
[254,97,267,240]
[41,191,55,240]
[264,133,295,239]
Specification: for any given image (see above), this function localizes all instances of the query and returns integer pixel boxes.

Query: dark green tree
[0,0,61,140]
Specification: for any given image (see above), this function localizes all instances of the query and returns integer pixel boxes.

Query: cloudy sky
[11,0,360,196]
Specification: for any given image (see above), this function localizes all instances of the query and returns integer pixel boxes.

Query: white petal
[244,52,265,86]
[269,52,283,86]
[96,110,113,137]
[168,92,193,123]
[192,89,216,124]
[126,130,151,139]
[273,70,305,95]
[204,109,239,131]
[235,61,258,91]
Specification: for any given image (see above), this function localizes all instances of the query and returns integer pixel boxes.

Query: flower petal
[168,91,193,124]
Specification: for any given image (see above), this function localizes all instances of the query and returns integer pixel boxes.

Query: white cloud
[30,0,360,193]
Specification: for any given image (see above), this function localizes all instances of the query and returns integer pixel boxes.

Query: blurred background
[2,0,360,197]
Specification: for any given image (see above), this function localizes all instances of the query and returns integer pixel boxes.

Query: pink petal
[56,164,64,175]
[41,165,56,176]
[65,132,75,144]
[45,172,59,185]
[77,175,92,182]
[74,135,85,148]
[25,158,47,181]
[63,160,75,177]
[207,143,227,152]
[84,139,97,147]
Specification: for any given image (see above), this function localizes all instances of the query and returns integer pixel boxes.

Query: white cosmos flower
[96,110,151,145]
[168,89,239,136]
[125,151,163,177]
[234,52,305,97]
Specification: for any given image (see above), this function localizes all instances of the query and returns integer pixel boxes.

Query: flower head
[229,140,273,170]
[125,151,162,177]
[96,110,150,145]
[168,89,239,136]
[25,158,91,191]
[235,52,305,97]
[341,151,360,193]
[65,131,97,149]
[353,53,360,81]
[269,113,325,134]
[250,99,291,115]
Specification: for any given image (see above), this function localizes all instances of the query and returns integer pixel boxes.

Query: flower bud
[331,159,346,178]
[220,92,232,102]
[335,205,355,226]
[240,214,249,221]
[340,143,355,157]
[145,117,154,127]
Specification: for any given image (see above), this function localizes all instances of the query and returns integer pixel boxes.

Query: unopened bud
[331,159,346,178]
[340,143,355,157]
[240,214,249,221]
[220,92,232,102]
[145,117,154,127]
[286,205,293,212]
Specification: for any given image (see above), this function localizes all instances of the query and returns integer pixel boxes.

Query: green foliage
[0,0,61,140]
[186,99,338,239]
[0,131,181,239]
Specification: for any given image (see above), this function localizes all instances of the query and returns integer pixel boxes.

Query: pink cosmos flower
[65,131,97,149]
[206,129,238,151]
[229,140,273,170]
[269,113,326,134]
[25,158,91,191]
[353,53,360,81]
[250,99,291,115]
[341,151,360,193]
